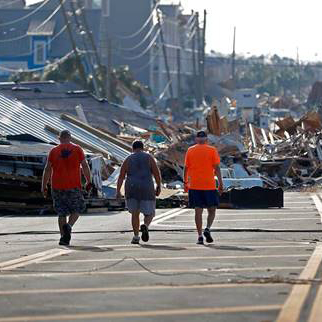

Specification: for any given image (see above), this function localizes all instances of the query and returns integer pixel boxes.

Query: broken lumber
[60,114,132,152]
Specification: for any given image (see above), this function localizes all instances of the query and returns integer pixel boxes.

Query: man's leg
[206,207,216,229]
[195,207,203,236]
[141,214,154,243]
[144,214,154,227]
[68,213,79,227]
[131,211,140,236]
[58,216,67,236]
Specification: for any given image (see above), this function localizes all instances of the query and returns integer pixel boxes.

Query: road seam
[276,243,322,322]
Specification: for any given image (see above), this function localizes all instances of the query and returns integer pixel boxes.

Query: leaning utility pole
[176,48,182,105]
[76,0,107,98]
[297,47,301,101]
[107,38,113,101]
[59,0,88,89]
[201,9,207,103]
[231,26,236,87]
[196,12,202,105]
[70,1,100,98]
[155,0,174,99]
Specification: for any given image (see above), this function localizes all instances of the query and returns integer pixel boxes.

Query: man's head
[59,130,71,144]
[195,130,208,144]
[132,140,144,152]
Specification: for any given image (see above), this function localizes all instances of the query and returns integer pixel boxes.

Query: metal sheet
[0,94,130,162]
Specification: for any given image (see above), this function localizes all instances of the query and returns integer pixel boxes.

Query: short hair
[59,130,71,139]
[132,140,144,150]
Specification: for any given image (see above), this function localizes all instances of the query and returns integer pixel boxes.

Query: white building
[234,89,258,123]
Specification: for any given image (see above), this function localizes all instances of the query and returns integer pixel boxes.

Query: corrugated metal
[0,94,130,162]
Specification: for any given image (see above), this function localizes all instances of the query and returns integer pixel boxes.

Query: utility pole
[76,0,107,98]
[176,48,182,105]
[201,9,207,103]
[107,38,113,101]
[196,12,202,105]
[231,26,236,87]
[70,1,100,98]
[297,47,301,101]
[155,0,174,99]
[59,0,88,89]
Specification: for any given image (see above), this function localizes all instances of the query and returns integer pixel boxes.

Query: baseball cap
[196,131,207,138]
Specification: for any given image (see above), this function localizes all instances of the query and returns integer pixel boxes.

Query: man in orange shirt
[184,131,223,244]
[42,130,92,246]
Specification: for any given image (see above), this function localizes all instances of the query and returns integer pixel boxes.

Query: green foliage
[235,54,321,97]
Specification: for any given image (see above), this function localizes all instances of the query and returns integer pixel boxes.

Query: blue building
[0,0,100,80]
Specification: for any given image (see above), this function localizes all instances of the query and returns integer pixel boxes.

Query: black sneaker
[140,224,149,242]
[197,236,204,245]
[59,236,69,246]
[62,224,72,245]
[204,228,214,243]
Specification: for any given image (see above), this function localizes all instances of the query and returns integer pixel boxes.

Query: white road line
[0,249,72,271]
[0,305,282,321]
[43,253,310,264]
[165,218,319,223]
[312,194,322,224]
[0,283,289,296]
[152,209,190,226]
[0,266,305,278]
[153,208,184,221]
[154,223,321,230]
[276,243,322,322]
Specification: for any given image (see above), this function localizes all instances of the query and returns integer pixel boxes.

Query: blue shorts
[188,190,219,209]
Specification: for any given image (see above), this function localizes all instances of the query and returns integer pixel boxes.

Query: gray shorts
[52,188,86,217]
[126,199,155,216]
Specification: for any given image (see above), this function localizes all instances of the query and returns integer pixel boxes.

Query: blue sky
[26,0,322,62]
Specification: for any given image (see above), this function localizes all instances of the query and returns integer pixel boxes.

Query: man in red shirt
[42,130,92,246]
[184,131,223,244]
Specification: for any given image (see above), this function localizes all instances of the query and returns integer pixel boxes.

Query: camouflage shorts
[52,188,86,217]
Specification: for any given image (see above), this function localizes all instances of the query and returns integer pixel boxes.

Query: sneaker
[140,224,149,242]
[204,228,214,243]
[197,236,204,245]
[59,236,69,246]
[62,224,72,245]
[131,236,140,244]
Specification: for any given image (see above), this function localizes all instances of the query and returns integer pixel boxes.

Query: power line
[0,50,74,73]
[33,0,65,33]
[147,80,172,108]
[0,0,50,27]
[120,23,161,52]
[115,1,158,39]
[120,28,161,60]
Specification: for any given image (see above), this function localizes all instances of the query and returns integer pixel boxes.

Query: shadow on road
[140,244,186,251]
[206,245,254,251]
[66,245,114,252]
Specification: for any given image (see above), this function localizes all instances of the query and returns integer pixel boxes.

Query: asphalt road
[0,192,322,322]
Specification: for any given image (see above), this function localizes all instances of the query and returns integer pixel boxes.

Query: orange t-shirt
[184,144,220,190]
[48,143,85,190]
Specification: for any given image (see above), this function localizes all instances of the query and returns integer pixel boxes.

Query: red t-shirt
[48,143,85,190]
[185,144,220,190]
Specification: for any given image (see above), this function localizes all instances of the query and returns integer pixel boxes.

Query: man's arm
[116,158,128,198]
[183,151,190,192]
[81,159,92,184]
[215,164,223,194]
[42,161,52,197]
[150,156,162,196]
